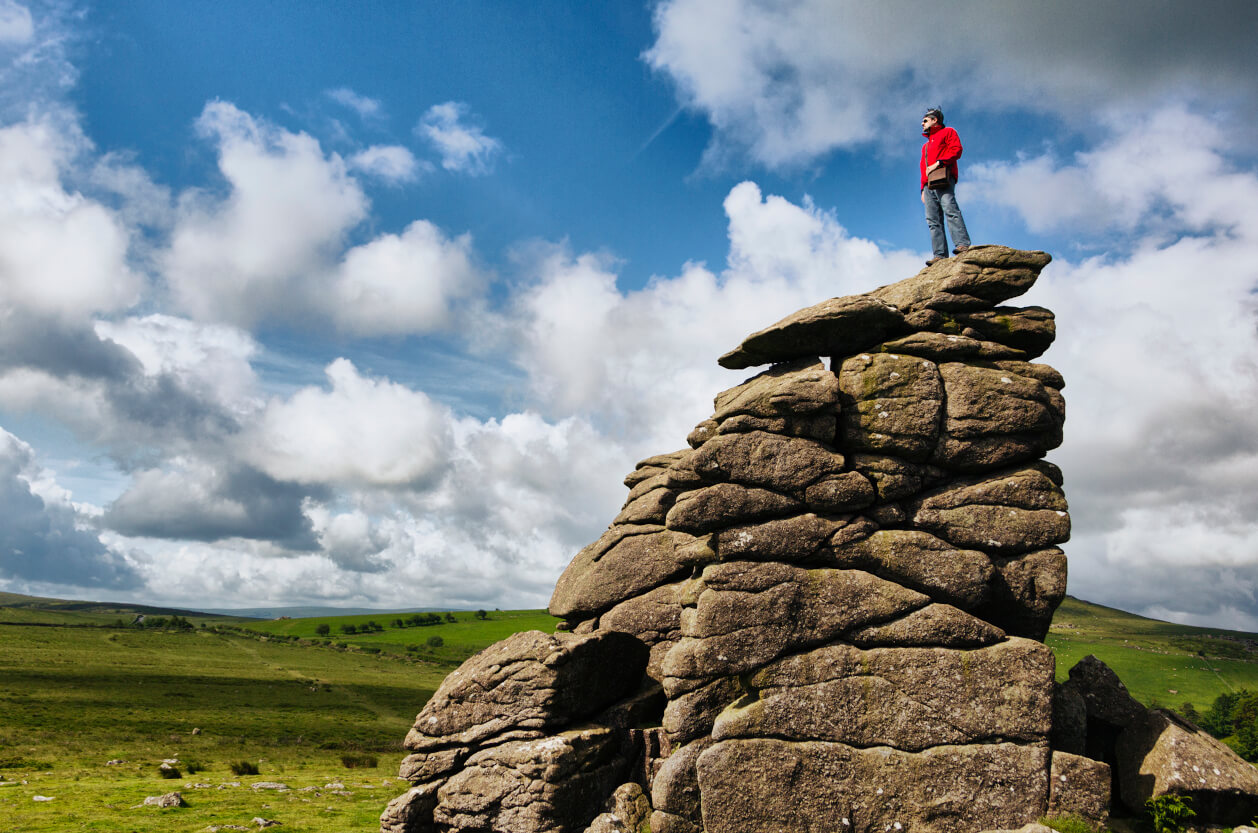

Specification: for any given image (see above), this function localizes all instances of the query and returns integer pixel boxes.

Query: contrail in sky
[631,105,685,161]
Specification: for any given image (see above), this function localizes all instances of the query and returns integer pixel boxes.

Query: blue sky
[3,0,1258,628]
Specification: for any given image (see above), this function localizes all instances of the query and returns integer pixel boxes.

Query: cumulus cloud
[99,409,634,609]
[0,316,138,381]
[159,101,480,336]
[0,427,140,589]
[241,358,454,488]
[1028,237,1258,623]
[428,411,628,549]
[163,101,368,326]
[0,314,259,467]
[646,0,1258,168]
[5,2,1255,627]
[416,101,503,175]
[328,219,486,335]
[103,459,319,548]
[305,504,392,573]
[94,533,370,608]
[317,411,631,604]
[95,314,261,416]
[510,181,920,450]
[347,144,426,184]
[0,117,142,321]
[969,108,1255,238]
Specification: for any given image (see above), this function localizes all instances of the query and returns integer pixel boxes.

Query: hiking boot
[926,257,945,266]
[952,244,970,255]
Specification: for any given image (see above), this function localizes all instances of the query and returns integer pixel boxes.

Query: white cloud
[329,219,486,336]
[968,108,1255,237]
[325,87,382,120]
[88,151,174,233]
[0,0,33,44]
[417,101,503,175]
[347,144,426,184]
[163,101,368,326]
[95,314,261,417]
[509,181,920,451]
[950,109,1258,623]
[0,117,141,320]
[160,102,482,336]
[0,314,259,464]
[433,411,627,545]
[94,532,363,608]
[646,0,1258,168]
[100,410,634,609]
[241,358,454,488]
[305,504,391,572]
[1027,235,1258,619]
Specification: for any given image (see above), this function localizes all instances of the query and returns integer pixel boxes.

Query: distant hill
[0,591,487,624]
[1048,595,1258,708]
[0,590,249,621]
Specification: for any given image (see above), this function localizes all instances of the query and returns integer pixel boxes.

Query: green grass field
[0,605,558,832]
[1047,596,1258,710]
[240,609,560,665]
[1,594,1255,832]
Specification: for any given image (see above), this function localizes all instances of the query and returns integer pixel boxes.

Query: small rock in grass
[217,781,241,789]
[323,782,344,789]
[105,759,126,765]
[32,795,54,802]
[250,781,289,791]
[253,819,281,828]
[142,791,186,808]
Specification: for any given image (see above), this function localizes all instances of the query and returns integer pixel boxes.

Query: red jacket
[920,125,962,190]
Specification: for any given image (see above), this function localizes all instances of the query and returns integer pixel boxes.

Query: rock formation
[382,246,1258,832]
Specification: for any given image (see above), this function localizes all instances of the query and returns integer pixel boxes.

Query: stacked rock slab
[382,246,1087,832]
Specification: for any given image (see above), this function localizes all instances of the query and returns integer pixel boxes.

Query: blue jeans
[924,180,970,258]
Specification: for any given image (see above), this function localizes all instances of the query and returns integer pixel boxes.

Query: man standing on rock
[920,107,971,265]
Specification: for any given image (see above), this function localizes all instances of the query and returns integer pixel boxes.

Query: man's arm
[935,128,963,164]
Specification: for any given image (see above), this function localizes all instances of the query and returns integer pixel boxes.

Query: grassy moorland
[1047,596,1258,710]
[1,594,1255,832]
[240,609,561,666]
[0,605,558,833]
